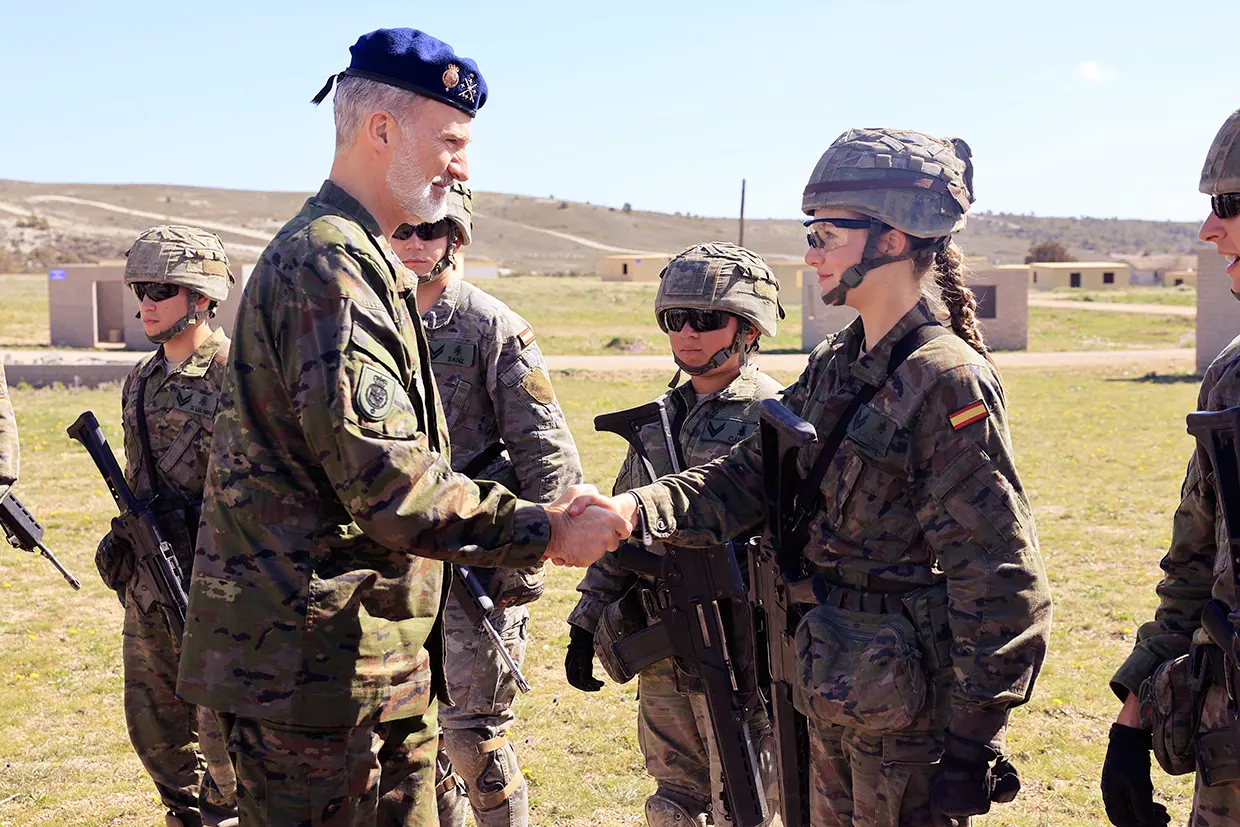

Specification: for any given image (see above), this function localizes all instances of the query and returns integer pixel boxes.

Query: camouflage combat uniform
[416,276,583,825]
[628,300,1052,827]
[177,181,554,827]
[0,364,17,501]
[570,371,782,824]
[113,327,238,821]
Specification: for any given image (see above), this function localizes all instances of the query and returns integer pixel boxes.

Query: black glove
[1101,724,1171,827]
[931,734,1022,818]
[565,625,603,692]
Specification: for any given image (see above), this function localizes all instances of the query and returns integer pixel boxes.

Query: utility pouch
[900,584,952,672]
[792,603,926,732]
[1139,653,1202,776]
[594,586,653,684]
[487,563,546,608]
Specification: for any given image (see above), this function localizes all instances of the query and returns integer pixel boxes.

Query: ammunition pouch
[594,586,651,684]
[1139,651,1207,777]
[486,563,546,609]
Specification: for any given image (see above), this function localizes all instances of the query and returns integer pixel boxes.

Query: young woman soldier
[568,127,1052,827]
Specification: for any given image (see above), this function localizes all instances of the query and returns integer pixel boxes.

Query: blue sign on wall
[48,269,66,280]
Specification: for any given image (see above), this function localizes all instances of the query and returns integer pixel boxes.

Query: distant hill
[0,179,1210,274]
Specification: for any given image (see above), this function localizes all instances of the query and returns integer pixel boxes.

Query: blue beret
[311,28,487,117]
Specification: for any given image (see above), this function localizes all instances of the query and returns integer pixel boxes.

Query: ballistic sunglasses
[658,308,731,333]
[131,282,182,303]
[392,218,454,242]
[1213,193,1240,221]
[803,217,872,250]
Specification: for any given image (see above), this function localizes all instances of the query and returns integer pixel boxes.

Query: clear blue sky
[1,0,1235,222]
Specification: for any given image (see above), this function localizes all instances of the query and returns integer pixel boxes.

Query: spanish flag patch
[518,326,536,348]
[948,400,989,431]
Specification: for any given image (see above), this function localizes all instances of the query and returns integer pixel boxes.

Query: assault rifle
[593,399,768,827]
[1,490,82,589]
[66,411,188,639]
[452,564,531,693]
[751,398,817,827]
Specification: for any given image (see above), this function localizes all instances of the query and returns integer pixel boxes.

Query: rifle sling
[136,372,161,502]
[791,323,949,534]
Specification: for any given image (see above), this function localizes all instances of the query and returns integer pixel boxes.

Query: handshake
[541,484,642,568]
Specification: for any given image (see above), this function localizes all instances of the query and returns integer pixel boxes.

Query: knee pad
[441,729,525,812]
[645,794,708,827]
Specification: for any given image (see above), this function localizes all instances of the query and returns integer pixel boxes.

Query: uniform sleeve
[912,365,1052,745]
[488,317,583,504]
[569,448,644,631]
[0,365,18,499]
[280,248,550,568]
[1110,452,1216,699]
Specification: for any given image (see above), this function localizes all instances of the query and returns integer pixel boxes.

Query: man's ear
[366,111,395,151]
[194,292,211,313]
[875,227,909,257]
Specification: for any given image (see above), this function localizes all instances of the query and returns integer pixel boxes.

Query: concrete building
[1029,261,1130,290]
[1114,254,1198,286]
[1195,251,1237,373]
[801,266,1029,352]
[1165,270,1196,288]
[463,256,499,280]
[597,253,671,282]
[768,259,812,306]
[48,262,252,351]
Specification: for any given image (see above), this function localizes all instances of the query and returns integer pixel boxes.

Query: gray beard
[387,147,448,223]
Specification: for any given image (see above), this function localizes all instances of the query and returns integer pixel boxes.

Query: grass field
[0,362,1206,826]
[1027,306,1195,352]
[1046,286,1197,306]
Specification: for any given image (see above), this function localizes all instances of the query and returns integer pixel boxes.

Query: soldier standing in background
[565,242,784,827]
[175,28,626,827]
[391,184,584,826]
[94,225,238,827]
[1102,110,1240,827]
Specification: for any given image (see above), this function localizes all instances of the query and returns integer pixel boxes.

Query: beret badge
[442,63,460,91]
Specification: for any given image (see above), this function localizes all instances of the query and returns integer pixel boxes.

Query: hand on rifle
[543,485,633,568]
[565,624,603,692]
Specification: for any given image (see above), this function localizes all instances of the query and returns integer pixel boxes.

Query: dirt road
[1027,296,1195,317]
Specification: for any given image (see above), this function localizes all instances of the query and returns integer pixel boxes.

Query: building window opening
[1070,272,1082,288]
[1103,272,1115,284]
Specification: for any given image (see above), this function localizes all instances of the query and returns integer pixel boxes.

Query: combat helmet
[654,242,783,378]
[1201,109,1240,195]
[124,225,235,343]
[412,182,472,284]
[802,127,975,306]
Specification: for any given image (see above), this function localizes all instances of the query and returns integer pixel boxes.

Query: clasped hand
[542,485,640,568]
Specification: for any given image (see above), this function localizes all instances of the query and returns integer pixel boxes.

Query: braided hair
[911,239,993,365]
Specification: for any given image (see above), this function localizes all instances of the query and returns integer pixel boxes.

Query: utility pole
[738,178,746,247]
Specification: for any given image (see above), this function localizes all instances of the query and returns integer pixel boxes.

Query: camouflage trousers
[637,657,779,826]
[434,593,529,827]
[215,704,438,827]
[1191,685,1240,826]
[122,582,236,821]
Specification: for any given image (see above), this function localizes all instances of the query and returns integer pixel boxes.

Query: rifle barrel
[37,540,82,590]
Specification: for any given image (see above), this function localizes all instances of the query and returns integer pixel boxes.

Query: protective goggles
[131,282,182,303]
[658,308,731,333]
[1212,193,1240,220]
[392,218,454,242]
[804,217,872,251]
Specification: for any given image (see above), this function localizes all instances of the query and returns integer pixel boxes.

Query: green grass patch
[0,365,1208,825]
[1028,306,1195,351]
[1046,286,1197,306]
[0,275,51,348]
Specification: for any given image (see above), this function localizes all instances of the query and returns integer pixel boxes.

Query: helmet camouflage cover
[443,183,473,246]
[655,242,783,337]
[1201,109,1240,195]
[124,225,234,302]
[802,127,975,238]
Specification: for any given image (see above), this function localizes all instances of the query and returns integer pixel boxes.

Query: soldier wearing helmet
[566,242,784,827]
[564,129,1051,826]
[96,225,238,827]
[1105,110,1240,827]
[391,184,585,827]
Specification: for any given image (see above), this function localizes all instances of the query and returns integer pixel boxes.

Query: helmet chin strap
[137,294,212,344]
[819,218,910,308]
[417,227,458,284]
[668,322,753,387]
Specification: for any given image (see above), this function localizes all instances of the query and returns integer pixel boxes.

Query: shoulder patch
[521,369,555,405]
[517,326,536,348]
[948,400,989,431]
[172,389,218,418]
[356,365,397,421]
[430,342,477,368]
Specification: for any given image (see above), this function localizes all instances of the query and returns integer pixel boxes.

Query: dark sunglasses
[659,308,731,333]
[1213,192,1240,220]
[803,217,872,249]
[131,282,181,303]
[392,218,454,241]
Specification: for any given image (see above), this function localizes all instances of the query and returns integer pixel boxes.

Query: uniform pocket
[834,454,920,562]
[793,604,926,732]
[1140,653,1201,776]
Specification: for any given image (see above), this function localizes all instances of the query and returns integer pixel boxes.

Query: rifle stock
[67,411,188,639]
[0,491,82,589]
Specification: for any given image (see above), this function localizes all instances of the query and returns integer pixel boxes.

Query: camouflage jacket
[0,364,16,501]
[629,300,1052,745]
[1112,336,1240,699]
[568,370,783,632]
[416,277,582,504]
[178,181,552,728]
